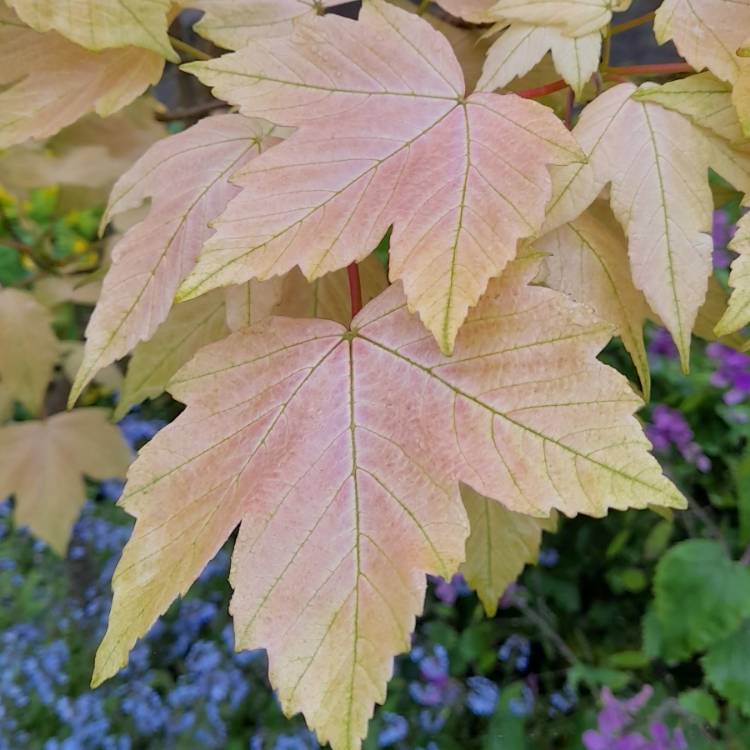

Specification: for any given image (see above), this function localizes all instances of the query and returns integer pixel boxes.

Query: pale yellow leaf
[633,73,748,147]
[695,274,748,348]
[115,290,230,419]
[189,0,347,48]
[180,0,583,355]
[460,485,550,616]
[536,202,651,398]
[0,386,13,424]
[716,211,750,336]
[7,0,177,60]
[224,279,285,332]
[654,0,750,135]
[0,288,58,416]
[60,342,124,393]
[0,7,164,149]
[70,115,282,404]
[488,0,632,36]
[33,276,102,308]
[478,24,600,98]
[544,83,714,369]
[93,259,681,750]
[0,409,131,553]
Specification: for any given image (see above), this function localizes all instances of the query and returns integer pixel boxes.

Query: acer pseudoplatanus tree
[2,0,750,746]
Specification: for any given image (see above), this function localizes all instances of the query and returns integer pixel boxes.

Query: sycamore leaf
[60,342,124,394]
[488,0,631,37]
[716,212,750,337]
[277,256,389,325]
[94,258,682,750]
[7,0,177,61]
[189,0,346,49]
[0,289,58,416]
[477,24,601,99]
[633,72,748,147]
[115,290,230,420]
[536,202,651,399]
[180,0,583,355]
[0,7,164,149]
[70,115,283,405]
[223,279,286,332]
[0,409,131,554]
[694,276,748,350]
[654,0,750,135]
[460,485,551,616]
[544,83,714,370]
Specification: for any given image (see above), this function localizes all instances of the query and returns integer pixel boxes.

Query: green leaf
[679,688,720,726]
[485,682,528,750]
[653,540,750,661]
[703,621,750,715]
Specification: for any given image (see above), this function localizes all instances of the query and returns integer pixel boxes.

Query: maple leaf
[70,115,283,405]
[7,0,177,61]
[179,0,583,355]
[478,24,601,98]
[0,289,58,416]
[460,485,554,616]
[715,211,750,340]
[488,0,632,37]
[0,7,164,149]
[60,342,124,394]
[543,83,714,370]
[655,0,750,135]
[536,202,651,399]
[93,258,682,750]
[188,0,347,49]
[632,72,748,147]
[0,409,132,554]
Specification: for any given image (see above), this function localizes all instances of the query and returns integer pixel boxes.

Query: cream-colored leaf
[695,275,747,348]
[7,0,177,60]
[115,290,230,420]
[60,341,124,393]
[277,256,389,325]
[224,279,285,332]
[32,275,102,308]
[70,115,282,405]
[489,0,631,36]
[0,288,58,416]
[180,0,582,355]
[189,0,346,49]
[633,73,748,147]
[94,258,681,750]
[478,24,600,98]
[536,202,651,398]
[0,7,164,149]
[460,485,549,616]
[544,83,714,369]
[0,409,131,553]
[654,0,750,135]
[716,211,750,336]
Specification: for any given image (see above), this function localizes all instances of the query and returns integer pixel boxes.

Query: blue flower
[466,676,499,716]
[378,712,408,747]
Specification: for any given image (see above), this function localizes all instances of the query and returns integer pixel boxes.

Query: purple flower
[648,329,679,360]
[431,573,469,605]
[645,406,711,472]
[712,210,736,268]
[707,343,750,406]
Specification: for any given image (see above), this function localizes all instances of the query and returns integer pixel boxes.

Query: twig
[603,63,694,76]
[610,12,656,36]
[169,35,212,62]
[516,79,569,99]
